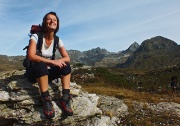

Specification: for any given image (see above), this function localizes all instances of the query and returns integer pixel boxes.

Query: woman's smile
[46,14,57,30]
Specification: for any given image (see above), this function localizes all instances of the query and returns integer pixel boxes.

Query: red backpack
[30,25,42,34]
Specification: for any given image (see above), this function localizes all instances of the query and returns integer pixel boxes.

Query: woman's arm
[57,46,70,63]
[48,46,70,68]
[28,39,69,68]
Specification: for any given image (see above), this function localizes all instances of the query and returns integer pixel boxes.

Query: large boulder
[0,70,128,125]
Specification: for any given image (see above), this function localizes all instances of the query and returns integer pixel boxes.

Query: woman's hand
[51,60,67,68]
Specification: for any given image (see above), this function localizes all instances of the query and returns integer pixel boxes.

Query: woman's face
[45,14,57,31]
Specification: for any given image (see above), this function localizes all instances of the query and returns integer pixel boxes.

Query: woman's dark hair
[42,12,59,35]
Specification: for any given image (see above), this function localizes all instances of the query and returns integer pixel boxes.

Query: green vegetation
[0,56,24,72]
[72,63,85,67]
[72,66,180,92]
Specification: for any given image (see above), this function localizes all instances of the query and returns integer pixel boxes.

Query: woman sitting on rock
[28,12,73,118]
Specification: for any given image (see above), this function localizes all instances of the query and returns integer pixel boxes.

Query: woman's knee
[61,63,71,76]
[34,62,49,78]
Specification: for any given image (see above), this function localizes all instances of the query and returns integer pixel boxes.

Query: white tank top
[30,34,64,59]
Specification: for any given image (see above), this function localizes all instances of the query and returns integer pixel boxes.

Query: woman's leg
[48,63,71,89]
[61,73,71,89]
[34,62,49,92]
[37,75,49,92]
[34,62,55,118]
[59,73,73,116]
[49,63,73,116]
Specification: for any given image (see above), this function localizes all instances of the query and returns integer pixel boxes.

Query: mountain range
[0,36,180,71]
[117,36,180,69]
[62,36,180,69]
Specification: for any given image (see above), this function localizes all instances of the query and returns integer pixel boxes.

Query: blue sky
[0,0,180,56]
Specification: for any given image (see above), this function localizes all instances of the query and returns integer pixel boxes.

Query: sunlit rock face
[0,70,128,125]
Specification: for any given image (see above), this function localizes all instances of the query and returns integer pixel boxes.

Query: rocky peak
[123,42,139,54]
[138,36,178,53]
[117,36,180,69]
[83,47,110,58]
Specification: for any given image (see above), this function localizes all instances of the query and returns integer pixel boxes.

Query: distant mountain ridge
[0,36,180,71]
[63,42,139,67]
[66,47,112,66]
[137,36,178,52]
[117,36,180,69]
[66,36,180,69]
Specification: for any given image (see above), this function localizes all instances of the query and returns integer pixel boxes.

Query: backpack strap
[35,32,43,54]
[35,32,59,60]
[52,35,59,60]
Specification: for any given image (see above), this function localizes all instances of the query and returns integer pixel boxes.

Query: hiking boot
[42,96,55,119]
[59,94,73,116]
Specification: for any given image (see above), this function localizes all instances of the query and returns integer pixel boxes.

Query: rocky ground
[0,70,180,125]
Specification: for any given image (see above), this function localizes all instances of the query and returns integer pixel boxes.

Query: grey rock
[147,102,180,117]
[98,95,129,118]
[0,70,128,125]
